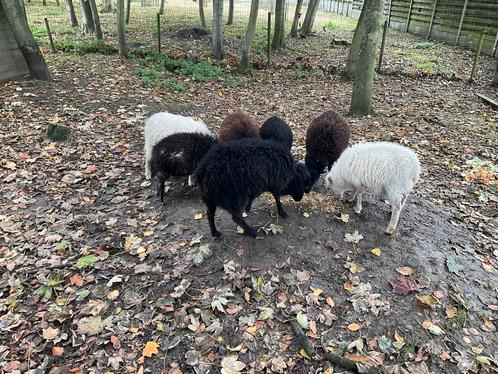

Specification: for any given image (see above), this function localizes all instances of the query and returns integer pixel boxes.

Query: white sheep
[324,142,421,234]
[144,112,212,182]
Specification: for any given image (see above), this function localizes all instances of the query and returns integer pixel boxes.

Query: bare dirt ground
[1,5,498,374]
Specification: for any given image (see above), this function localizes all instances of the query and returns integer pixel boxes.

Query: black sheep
[195,138,307,238]
[150,132,217,202]
[260,116,293,151]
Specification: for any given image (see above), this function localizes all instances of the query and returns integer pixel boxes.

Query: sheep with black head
[260,116,293,151]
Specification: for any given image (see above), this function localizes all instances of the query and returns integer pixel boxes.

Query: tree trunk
[227,0,233,25]
[116,0,127,56]
[212,0,224,59]
[271,0,285,50]
[43,0,46,6]
[493,58,498,86]
[159,0,165,14]
[349,0,384,116]
[101,0,113,12]
[65,0,78,26]
[88,0,103,39]
[240,0,259,72]
[2,0,51,80]
[344,2,366,79]
[299,0,320,36]
[198,0,206,28]
[79,0,95,34]
[290,0,303,37]
[125,0,130,24]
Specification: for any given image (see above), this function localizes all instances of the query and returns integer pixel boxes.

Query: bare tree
[116,0,127,56]
[125,0,130,24]
[349,0,384,115]
[212,0,224,58]
[79,0,95,34]
[65,0,78,27]
[159,0,165,14]
[299,0,320,36]
[101,0,113,12]
[2,0,51,80]
[271,0,285,49]
[344,3,366,79]
[198,0,206,28]
[290,0,303,37]
[88,0,103,39]
[227,0,233,25]
[240,0,259,72]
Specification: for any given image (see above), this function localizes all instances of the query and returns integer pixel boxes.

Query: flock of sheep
[143,110,421,237]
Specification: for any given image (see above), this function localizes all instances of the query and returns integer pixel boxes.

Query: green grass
[224,74,247,87]
[415,41,436,49]
[323,21,337,30]
[293,65,306,80]
[312,68,325,79]
[54,39,117,54]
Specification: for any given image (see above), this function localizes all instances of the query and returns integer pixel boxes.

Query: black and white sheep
[150,132,217,202]
[194,138,308,238]
[305,110,351,188]
[260,116,293,151]
[218,111,260,142]
[144,112,212,180]
[324,141,421,235]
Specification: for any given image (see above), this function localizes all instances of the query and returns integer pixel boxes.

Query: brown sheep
[218,111,260,142]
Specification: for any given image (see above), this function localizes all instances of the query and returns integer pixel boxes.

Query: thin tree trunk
[349,0,384,116]
[198,0,206,28]
[344,2,366,79]
[271,0,285,49]
[240,0,259,72]
[159,0,165,14]
[88,0,103,39]
[212,0,224,59]
[116,0,127,56]
[101,0,113,12]
[2,0,51,80]
[493,59,498,86]
[43,0,46,6]
[79,0,95,34]
[299,0,320,36]
[290,0,303,37]
[65,0,78,26]
[227,0,234,25]
[125,0,131,24]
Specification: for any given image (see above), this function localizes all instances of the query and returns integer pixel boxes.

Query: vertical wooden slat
[405,0,414,32]
[427,0,437,38]
[455,0,469,46]
[387,0,393,28]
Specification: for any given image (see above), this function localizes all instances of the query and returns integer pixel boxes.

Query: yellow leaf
[347,323,361,331]
[371,247,381,256]
[324,368,333,374]
[350,262,365,274]
[107,290,119,300]
[129,326,139,333]
[313,288,323,297]
[143,341,159,357]
[299,348,311,359]
[42,327,60,340]
[482,263,497,273]
[143,230,154,237]
[194,213,203,220]
[394,331,404,343]
[246,326,258,334]
[343,283,356,292]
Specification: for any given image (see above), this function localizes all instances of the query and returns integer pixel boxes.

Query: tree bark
[159,0,165,14]
[125,0,130,24]
[198,0,206,28]
[299,0,320,36]
[65,0,78,26]
[290,0,303,37]
[212,0,224,59]
[344,2,366,79]
[349,0,384,116]
[116,0,127,56]
[101,0,113,12]
[227,0,233,25]
[271,0,285,49]
[88,0,103,39]
[2,0,51,80]
[493,58,498,86]
[79,0,95,34]
[240,0,259,72]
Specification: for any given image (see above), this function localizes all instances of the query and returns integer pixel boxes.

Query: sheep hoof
[385,228,395,236]
[245,228,257,238]
[211,230,222,238]
[354,208,362,214]
[278,211,288,219]
[242,212,248,218]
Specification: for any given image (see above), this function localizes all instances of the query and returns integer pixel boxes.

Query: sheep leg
[231,210,257,238]
[272,192,288,218]
[188,175,197,187]
[354,192,363,214]
[245,199,253,213]
[157,173,169,204]
[144,148,152,180]
[206,200,221,237]
[386,203,402,235]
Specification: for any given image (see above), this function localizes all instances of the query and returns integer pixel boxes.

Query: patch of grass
[137,68,184,92]
[224,74,247,87]
[312,68,325,79]
[444,308,468,331]
[54,39,117,54]
[415,62,436,75]
[392,49,404,56]
[399,331,425,361]
[323,21,337,30]
[159,80,184,92]
[440,66,454,76]
[415,41,436,49]
[293,65,307,80]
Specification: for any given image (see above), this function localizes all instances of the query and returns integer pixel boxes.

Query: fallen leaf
[313,288,323,297]
[143,341,159,357]
[296,312,309,329]
[194,212,203,220]
[339,213,350,223]
[76,255,99,269]
[482,262,497,273]
[422,320,444,335]
[395,266,414,276]
[446,256,463,274]
[170,279,191,298]
[69,274,84,287]
[445,305,458,318]
[416,294,439,308]
[371,247,381,256]
[299,348,311,359]
[220,356,245,374]
[388,275,420,295]
[347,323,361,331]
[186,244,212,265]
[344,231,363,244]
[326,296,335,307]
[52,347,64,356]
[77,316,104,335]
[42,327,60,340]
[349,261,365,274]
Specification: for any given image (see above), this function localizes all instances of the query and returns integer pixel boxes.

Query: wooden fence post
[470,31,486,82]
[157,13,161,54]
[44,17,56,53]
[492,31,498,57]
[387,0,393,28]
[405,0,414,32]
[427,0,437,39]
[455,0,468,46]
[377,20,388,73]
[267,11,271,65]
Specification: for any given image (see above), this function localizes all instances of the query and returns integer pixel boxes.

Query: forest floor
[1,3,498,374]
